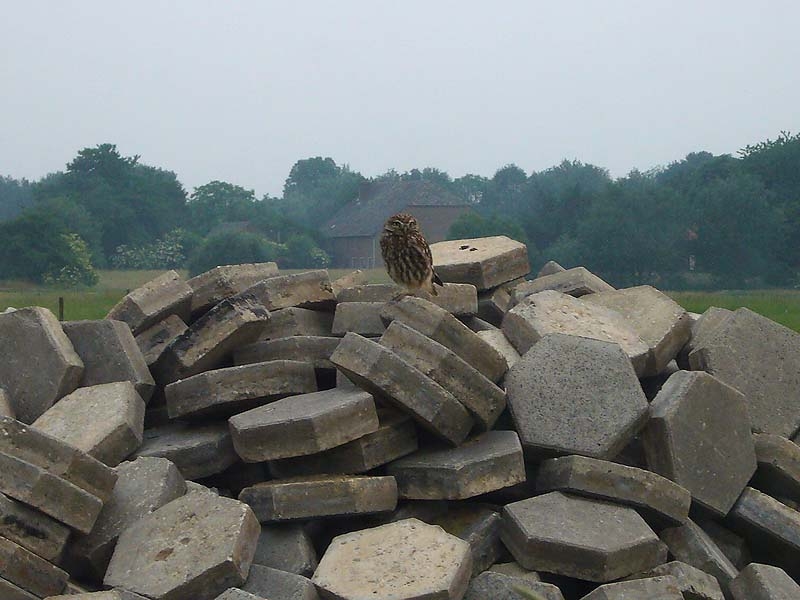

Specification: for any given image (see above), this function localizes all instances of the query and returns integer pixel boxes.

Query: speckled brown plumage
[380,212,443,296]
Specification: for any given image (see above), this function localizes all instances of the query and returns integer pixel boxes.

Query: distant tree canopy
[2,132,800,288]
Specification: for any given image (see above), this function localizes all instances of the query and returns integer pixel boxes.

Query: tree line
[0,132,798,289]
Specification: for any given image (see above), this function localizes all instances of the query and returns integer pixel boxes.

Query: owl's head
[383,212,420,235]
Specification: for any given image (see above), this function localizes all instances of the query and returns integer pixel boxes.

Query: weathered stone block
[242,270,335,311]
[133,422,238,480]
[33,382,145,467]
[659,520,738,590]
[0,307,83,423]
[476,329,519,372]
[425,504,505,576]
[752,433,800,502]
[582,576,683,600]
[510,266,614,304]
[166,360,317,420]
[153,294,271,384]
[213,590,263,600]
[106,270,192,335]
[0,416,117,501]
[537,260,565,277]
[330,333,473,446]
[430,236,530,290]
[505,333,648,459]
[627,561,725,600]
[464,571,565,600]
[535,455,691,526]
[502,290,649,374]
[380,296,507,382]
[0,387,15,418]
[336,283,399,302]
[0,535,68,598]
[134,314,187,368]
[268,408,418,477]
[332,302,387,336]
[501,492,666,582]
[242,565,319,600]
[380,320,506,430]
[187,262,279,318]
[252,523,318,577]
[229,387,379,462]
[688,307,800,436]
[234,337,339,374]
[69,456,187,578]
[729,487,800,561]
[643,370,757,516]
[697,520,752,570]
[730,563,800,599]
[239,475,397,522]
[256,306,334,340]
[331,269,368,297]
[104,494,261,600]
[676,306,733,368]
[387,431,525,500]
[581,285,691,376]
[63,319,155,403]
[0,576,40,600]
[0,492,70,562]
[312,518,472,600]
[487,562,541,582]
[48,591,149,600]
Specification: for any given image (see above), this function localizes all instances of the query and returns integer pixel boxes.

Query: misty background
[1,1,799,289]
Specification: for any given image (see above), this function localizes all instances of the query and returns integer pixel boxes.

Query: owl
[380,212,443,296]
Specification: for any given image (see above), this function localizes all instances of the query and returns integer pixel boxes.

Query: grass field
[1,269,799,331]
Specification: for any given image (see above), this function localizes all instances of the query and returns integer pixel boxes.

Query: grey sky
[2,1,798,198]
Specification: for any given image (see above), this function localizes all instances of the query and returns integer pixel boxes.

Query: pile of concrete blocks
[1,239,800,600]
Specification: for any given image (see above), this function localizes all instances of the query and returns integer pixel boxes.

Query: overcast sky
[2,1,798,197]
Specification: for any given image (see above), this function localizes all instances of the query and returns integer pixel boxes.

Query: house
[321,179,473,268]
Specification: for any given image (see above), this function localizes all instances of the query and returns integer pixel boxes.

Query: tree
[186,231,283,276]
[282,157,363,227]
[187,180,259,236]
[0,176,33,221]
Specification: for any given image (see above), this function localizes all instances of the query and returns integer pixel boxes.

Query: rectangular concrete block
[332,302,387,337]
[242,565,320,600]
[187,262,279,318]
[430,236,530,290]
[234,337,339,374]
[0,535,69,598]
[0,386,15,418]
[0,307,84,423]
[659,520,739,590]
[134,314,187,368]
[252,523,318,577]
[0,576,39,600]
[0,492,70,562]
[475,329,519,373]
[106,270,193,335]
[330,269,368,297]
[510,266,614,303]
[242,269,335,311]
[257,306,333,340]
[33,382,145,467]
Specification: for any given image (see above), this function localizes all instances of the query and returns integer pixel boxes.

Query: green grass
[667,289,800,332]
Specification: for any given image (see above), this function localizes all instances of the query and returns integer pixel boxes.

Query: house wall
[409,206,474,243]
[329,236,377,268]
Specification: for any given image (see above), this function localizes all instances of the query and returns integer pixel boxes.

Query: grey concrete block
[63,319,155,403]
[330,332,473,446]
[431,283,479,316]
[627,561,725,600]
[535,455,691,526]
[476,278,524,325]
[688,307,800,436]
[643,370,757,516]
[330,269,368,297]
[581,576,683,600]
[425,504,505,576]
[133,421,238,480]
[134,314,187,368]
[242,565,319,600]
[153,294,271,385]
[730,563,800,600]
[505,333,648,459]
[502,290,649,374]
[336,283,400,302]
[387,431,525,500]
[501,492,666,582]
[256,307,333,340]
[581,285,691,376]
[380,320,506,430]
[234,336,339,374]
[659,520,738,590]
[332,302,387,336]
[537,260,566,277]
[0,386,15,418]
[33,382,145,467]
[252,523,318,577]
[213,590,264,600]
[0,492,70,562]
[239,475,397,522]
[0,307,84,423]
[0,535,68,597]
[697,520,752,570]
[381,296,507,382]
[752,434,800,503]
[487,562,541,582]
[0,576,39,600]
[676,306,733,368]
[242,270,335,311]
[106,270,192,335]
[104,494,261,600]
[187,262,279,318]
[312,518,472,600]
[48,592,149,600]
[476,329,519,373]
[729,487,800,561]
[166,360,317,420]
[464,572,565,600]
[430,236,530,290]
[229,387,379,462]
[510,266,614,303]
[268,408,418,477]
[69,456,187,578]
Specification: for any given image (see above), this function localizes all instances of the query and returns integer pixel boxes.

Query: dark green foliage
[186,231,282,276]
[281,157,364,227]
[0,176,33,221]
[283,234,330,269]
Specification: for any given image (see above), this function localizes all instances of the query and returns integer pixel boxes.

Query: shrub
[187,231,283,276]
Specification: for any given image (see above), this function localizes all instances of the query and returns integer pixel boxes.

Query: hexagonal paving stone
[658,520,739,590]
[387,431,525,500]
[751,433,800,502]
[430,236,530,290]
[510,266,614,302]
[501,492,666,582]
[312,518,472,600]
[643,370,757,516]
[187,262,279,319]
[104,494,261,600]
[463,571,564,600]
[505,333,648,459]
[730,563,800,599]
[106,270,192,335]
[581,576,683,600]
